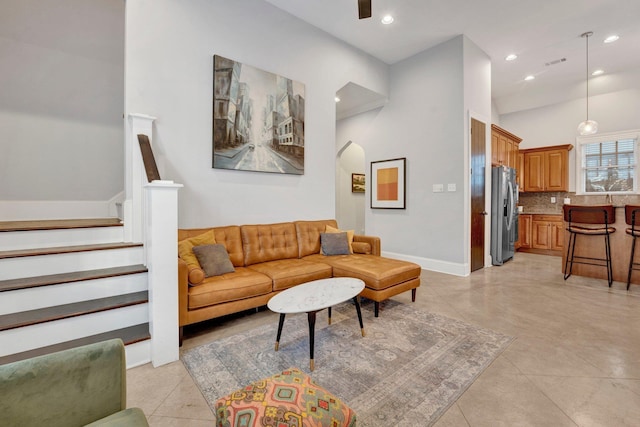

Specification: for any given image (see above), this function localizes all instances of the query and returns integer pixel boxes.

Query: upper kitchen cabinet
[517,152,525,191]
[491,124,522,169]
[522,144,573,192]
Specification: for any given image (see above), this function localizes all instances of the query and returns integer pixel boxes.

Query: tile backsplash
[518,192,640,214]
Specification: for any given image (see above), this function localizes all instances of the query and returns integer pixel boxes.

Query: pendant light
[577,31,598,135]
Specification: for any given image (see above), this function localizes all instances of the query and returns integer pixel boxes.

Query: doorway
[336,141,365,234]
[470,117,487,271]
[334,82,386,233]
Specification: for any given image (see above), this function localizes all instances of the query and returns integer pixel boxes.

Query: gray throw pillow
[192,244,235,277]
[320,232,351,256]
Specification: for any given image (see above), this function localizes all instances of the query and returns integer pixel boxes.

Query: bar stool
[563,204,616,287]
[625,205,640,290]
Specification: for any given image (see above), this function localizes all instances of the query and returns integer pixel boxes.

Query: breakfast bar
[561,206,638,286]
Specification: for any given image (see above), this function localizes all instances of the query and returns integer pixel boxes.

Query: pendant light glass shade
[577,119,598,135]
[578,31,598,135]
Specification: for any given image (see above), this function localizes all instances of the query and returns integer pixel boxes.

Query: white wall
[361,36,463,270]
[125,0,389,228]
[500,89,640,149]
[352,36,491,274]
[0,0,125,209]
[463,36,493,269]
[335,109,383,235]
[500,88,640,192]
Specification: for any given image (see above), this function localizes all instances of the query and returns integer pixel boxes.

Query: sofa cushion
[320,232,350,255]
[187,266,205,285]
[351,241,372,254]
[188,267,272,309]
[241,222,299,266]
[193,244,235,277]
[247,259,332,291]
[178,230,216,266]
[304,253,421,290]
[179,226,245,267]
[325,225,354,253]
[178,230,216,284]
[294,219,339,257]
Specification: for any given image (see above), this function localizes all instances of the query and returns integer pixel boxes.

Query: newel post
[145,180,183,366]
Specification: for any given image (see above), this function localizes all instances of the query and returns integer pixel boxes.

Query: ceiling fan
[358,0,372,19]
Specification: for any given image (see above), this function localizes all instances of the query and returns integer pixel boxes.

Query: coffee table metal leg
[275,313,286,351]
[328,307,332,325]
[308,311,316,371]
[353,296,365,337]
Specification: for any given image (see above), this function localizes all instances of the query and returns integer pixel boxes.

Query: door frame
[467,110,492,273]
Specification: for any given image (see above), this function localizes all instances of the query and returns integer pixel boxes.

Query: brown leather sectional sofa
[177,219,421,341]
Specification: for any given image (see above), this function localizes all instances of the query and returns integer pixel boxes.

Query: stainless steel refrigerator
[491,166,518,265]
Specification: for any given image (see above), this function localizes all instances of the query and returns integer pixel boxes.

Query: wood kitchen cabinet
[491,124,522,169]
[522,145,573,192]
[518,214,563,255]
[531,214,564,252]
[517,152,525,191]
[517,214,532,249]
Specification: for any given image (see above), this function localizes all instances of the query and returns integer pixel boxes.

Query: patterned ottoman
[215,368,356,427]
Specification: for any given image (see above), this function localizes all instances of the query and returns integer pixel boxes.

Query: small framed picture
[371,158,406,209]
[352,173,365,193]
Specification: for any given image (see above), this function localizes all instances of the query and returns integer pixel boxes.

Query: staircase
[0,218,151,367]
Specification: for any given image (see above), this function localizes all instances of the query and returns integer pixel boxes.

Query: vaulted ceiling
[266,0,640,116]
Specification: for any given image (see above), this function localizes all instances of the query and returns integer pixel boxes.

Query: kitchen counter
[561,206,637,286]
[519,211,561,215]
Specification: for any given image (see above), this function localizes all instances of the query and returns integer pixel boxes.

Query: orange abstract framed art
[370,157,406,209]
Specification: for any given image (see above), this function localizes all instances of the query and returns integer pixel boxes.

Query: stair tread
[0,264,148,292]
[0,291,148,331]
[0,218,122,232]
[0,323,150,366]
[0,242,143,259]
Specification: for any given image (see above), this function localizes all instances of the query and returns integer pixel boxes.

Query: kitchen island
[561,206,638,286]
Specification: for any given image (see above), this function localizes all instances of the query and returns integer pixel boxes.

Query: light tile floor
[127,253,640,426]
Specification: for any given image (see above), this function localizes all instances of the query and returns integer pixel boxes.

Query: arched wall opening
[336,141,365,234]
[334,81,387,233]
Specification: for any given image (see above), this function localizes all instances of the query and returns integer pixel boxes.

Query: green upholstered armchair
[0,339,148,427]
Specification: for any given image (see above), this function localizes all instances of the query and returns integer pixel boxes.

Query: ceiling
[266,0,640,117]
[2,0,639,118]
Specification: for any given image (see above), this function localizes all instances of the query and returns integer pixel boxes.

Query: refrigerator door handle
[506,180,515,230]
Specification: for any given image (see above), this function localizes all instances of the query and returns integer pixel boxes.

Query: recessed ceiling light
[381,15,394,25]
[505,54,518,61]
[524,75,535,81]
[604,35,619,43]
[334,96,341,102]
[592,69,604,76]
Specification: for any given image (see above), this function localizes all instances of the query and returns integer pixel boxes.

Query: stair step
[0,223,126,251]
[0,291,148,332]
[0,264,147,292]
[0,323,150,366]
[0,242,143,260]
[0,218,122,232]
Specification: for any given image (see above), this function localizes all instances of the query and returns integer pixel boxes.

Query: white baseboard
[0,200,114,221]
[382,251,469,277]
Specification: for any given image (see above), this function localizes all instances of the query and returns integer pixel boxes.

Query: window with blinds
[577,130,640,195]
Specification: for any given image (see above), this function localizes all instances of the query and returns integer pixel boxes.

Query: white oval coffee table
[267,277,365,371]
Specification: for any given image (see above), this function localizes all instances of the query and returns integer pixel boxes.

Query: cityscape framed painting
[370,158,406,209]
[212,55,305,175]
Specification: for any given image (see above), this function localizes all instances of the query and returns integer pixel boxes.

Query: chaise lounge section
[178,219,421,340]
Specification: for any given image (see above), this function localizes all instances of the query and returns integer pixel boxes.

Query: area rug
[181,300,513,426]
